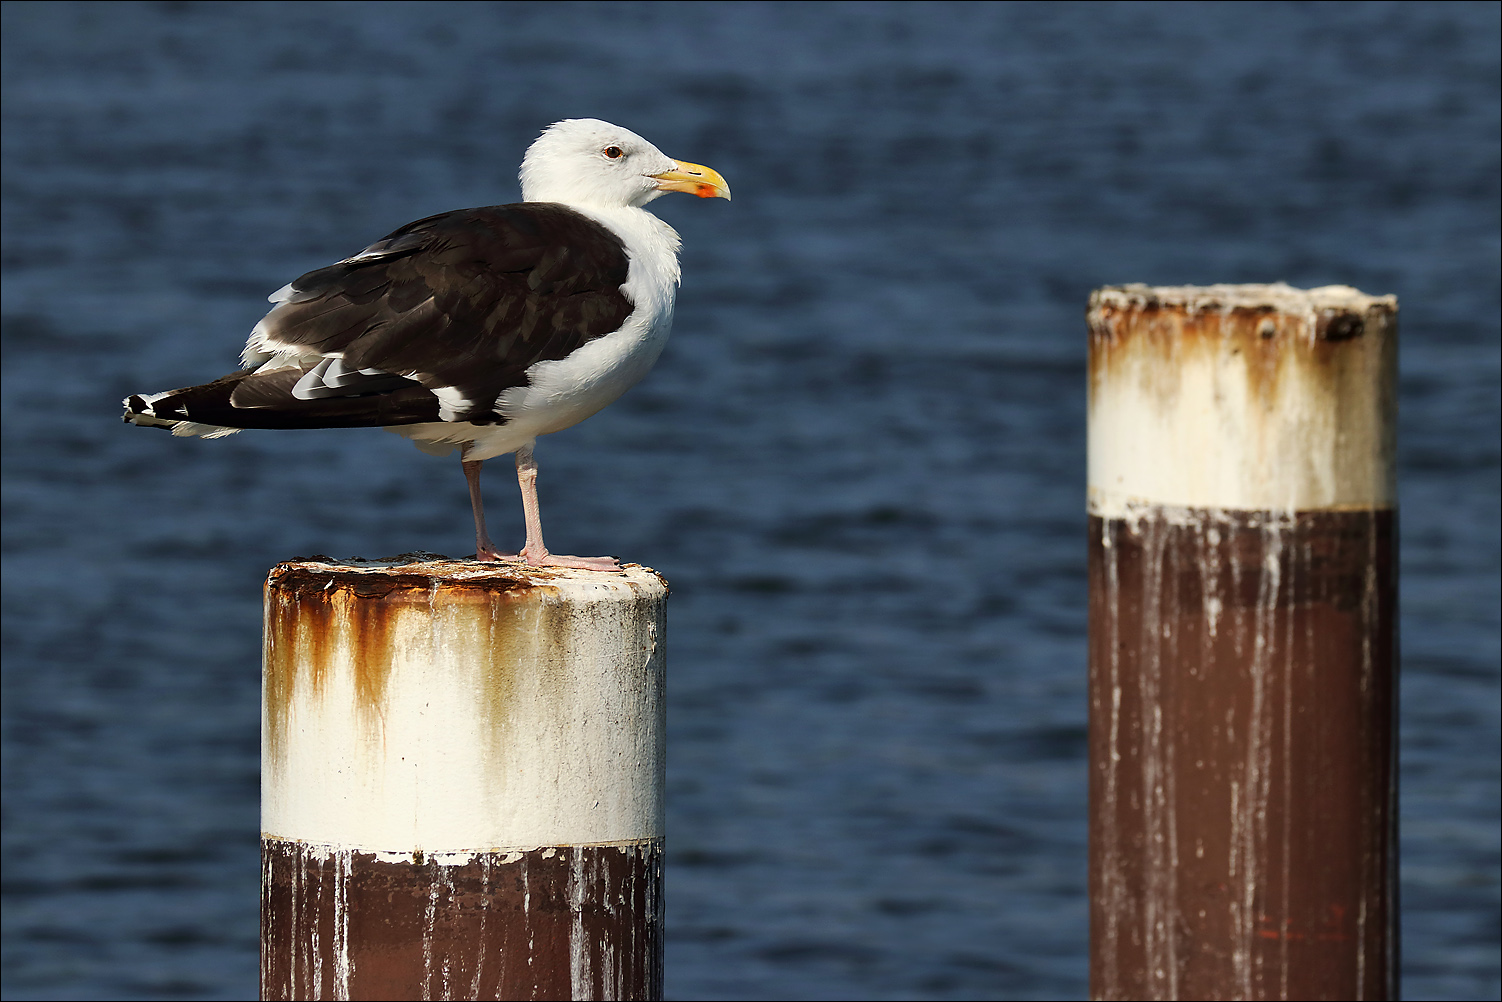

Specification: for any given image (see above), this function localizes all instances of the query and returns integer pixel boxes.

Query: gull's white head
[520,118,731,209]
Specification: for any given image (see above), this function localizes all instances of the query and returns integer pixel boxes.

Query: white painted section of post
[1087,283,1397,516]
[261,560,666,857]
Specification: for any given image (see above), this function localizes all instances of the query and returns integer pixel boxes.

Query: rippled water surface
[3,3,1498,999]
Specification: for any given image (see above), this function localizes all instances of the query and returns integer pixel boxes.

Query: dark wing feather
[255,203,634,423]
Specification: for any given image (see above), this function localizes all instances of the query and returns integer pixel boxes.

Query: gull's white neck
[551,201,682,314]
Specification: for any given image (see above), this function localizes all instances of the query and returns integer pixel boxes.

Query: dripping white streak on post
[570,845,590,1000]
[1100,514,1124,992]
[333,849,351,1001]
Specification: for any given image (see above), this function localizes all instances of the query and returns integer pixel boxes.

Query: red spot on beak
[695,184,718,198]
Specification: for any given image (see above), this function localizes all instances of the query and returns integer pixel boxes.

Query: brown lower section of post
[261,837,663,1001]
[1088,509,1395,1001]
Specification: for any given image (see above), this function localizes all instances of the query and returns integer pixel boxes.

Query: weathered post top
[1088,282,1397,515]
[263,555,667,852]
[261,555,668,1001]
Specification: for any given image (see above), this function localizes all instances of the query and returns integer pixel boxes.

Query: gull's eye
[604,146,624,159]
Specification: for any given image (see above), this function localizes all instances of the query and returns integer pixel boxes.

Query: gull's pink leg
[462,457,515,561]
[514,444,620,571]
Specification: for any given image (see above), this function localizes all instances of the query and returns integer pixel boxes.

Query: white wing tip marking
[432,386,475,423]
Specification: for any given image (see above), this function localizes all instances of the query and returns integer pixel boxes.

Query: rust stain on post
[263,561,546,773]
[1087,285,1397,1001]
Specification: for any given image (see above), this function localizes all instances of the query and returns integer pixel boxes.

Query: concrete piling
[1087,284,1398,1000]
[259,557,667,1001]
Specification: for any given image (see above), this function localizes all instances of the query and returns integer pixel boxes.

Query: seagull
[123,119,730,569]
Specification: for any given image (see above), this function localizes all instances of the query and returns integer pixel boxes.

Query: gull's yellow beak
[651,160,732,201]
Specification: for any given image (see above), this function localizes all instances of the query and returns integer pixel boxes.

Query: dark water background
[3,2,1497,999]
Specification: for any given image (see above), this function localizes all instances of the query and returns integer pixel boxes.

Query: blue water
[3,3,1497,999]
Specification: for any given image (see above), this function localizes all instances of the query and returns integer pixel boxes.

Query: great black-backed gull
[124,119,730,569]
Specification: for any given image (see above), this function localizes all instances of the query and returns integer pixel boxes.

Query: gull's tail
[123,366,441,437]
